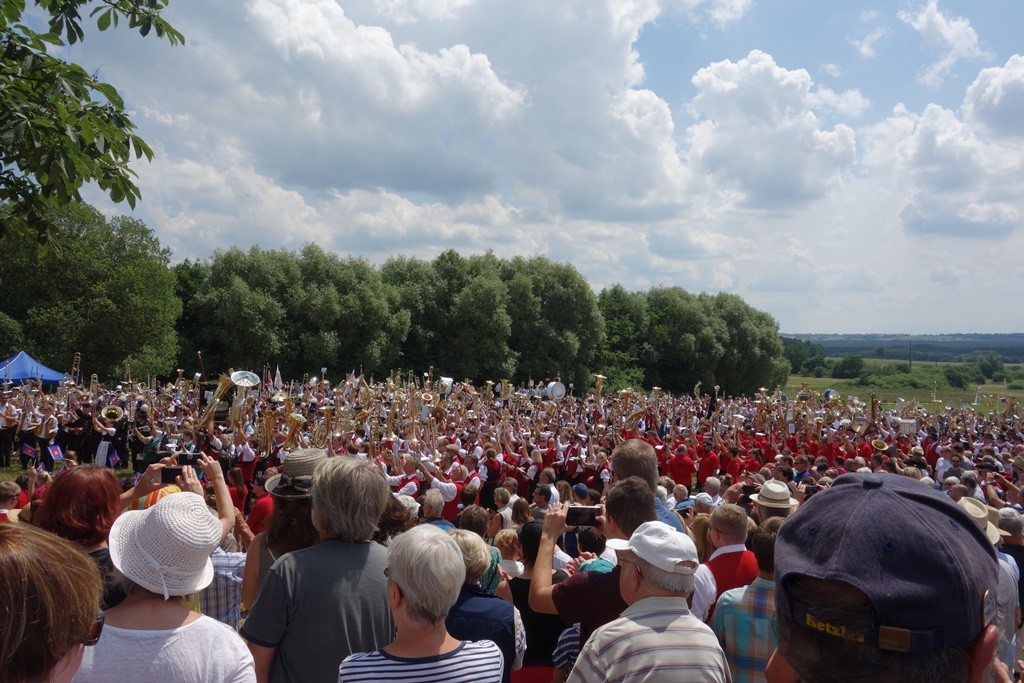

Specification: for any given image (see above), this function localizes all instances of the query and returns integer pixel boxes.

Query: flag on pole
[20,443,37,460]
[108,450,121,469]
[48,445,64,462]
[36,462,47,474]
[274,365,283,390]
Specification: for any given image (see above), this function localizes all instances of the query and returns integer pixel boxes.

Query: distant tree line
[789,334,1024,363]
[0,203,790,394]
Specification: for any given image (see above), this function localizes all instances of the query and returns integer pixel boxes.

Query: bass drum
[546,381,566,401]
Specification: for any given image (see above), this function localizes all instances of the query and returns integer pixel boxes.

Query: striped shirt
[339,639,503,683]
[568,597,731,683]
[711,577,776,683]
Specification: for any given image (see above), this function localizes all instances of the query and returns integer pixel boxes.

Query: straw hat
[749,480,799,509]
[957,497,1001,545]
[265,447,327,499]
[109,492,222,600]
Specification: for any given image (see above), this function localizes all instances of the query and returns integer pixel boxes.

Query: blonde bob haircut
[448,529,491,584]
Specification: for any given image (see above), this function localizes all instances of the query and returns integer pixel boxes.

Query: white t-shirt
[74,614,255,683]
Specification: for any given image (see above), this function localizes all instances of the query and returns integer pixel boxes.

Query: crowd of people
[3,372,1024,682]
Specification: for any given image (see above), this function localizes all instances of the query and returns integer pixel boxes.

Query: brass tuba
[311,406,335,448]
[197,374,234,428]
[283,411,307,450]
[101,405,124,421]
[594,374,606,402]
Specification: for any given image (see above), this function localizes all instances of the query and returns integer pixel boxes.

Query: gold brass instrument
[101,405,124,421]
[198,374,234,428]
[255,409,276,457]
[500,379,511,401]
[693,381,702,398]
[359,377,372,406]
[851,416,870,435]
[311,405,335,448]
[89,374,98,397]
[625,407,645,431]
[283,411,307,450]
[594,374,606,402]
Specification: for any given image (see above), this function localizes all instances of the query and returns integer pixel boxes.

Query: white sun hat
[108,492,223,600]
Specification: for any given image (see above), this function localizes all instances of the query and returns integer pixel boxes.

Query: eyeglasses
[83,612,105,647]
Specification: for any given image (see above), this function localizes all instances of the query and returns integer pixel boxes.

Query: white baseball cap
[607,521,699,575]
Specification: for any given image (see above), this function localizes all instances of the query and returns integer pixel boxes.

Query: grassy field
[0,466,135,485]
[785,374,1021,413]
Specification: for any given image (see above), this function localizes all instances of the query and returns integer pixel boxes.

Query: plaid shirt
[711,576,776,683]
[199,548,246,629]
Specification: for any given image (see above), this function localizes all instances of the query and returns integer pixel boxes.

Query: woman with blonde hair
[691,512,715,564]
[511,498,533,530]
[447,529,526,683]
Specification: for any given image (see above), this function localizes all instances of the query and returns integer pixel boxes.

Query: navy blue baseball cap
[775,473,998,653]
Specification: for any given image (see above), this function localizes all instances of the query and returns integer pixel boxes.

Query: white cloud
[821,63,842,78]
[898,0,992,88]
[373,0,475,25]
[686,50,857,208]
[963,54,1024,139]
[862,101,1024,238]
[849,26,888,58]
[707,0,753,26]
[807,86,871,117]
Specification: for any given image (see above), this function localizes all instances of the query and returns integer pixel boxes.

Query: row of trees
[0,203,790,395]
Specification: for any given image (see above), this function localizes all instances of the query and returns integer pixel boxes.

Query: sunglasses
[83,612,105,647]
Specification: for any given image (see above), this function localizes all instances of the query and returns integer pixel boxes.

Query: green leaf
[96,9,110,31]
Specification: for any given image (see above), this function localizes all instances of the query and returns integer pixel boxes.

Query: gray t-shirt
[240,539,395,681]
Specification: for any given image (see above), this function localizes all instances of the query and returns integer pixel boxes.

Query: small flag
[274,365,283,390]
[48,445,64,462]
[35,462,47,474]
[20,443,37,460]
[108,450,121,469]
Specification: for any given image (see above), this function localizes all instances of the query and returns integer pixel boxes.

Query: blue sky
[65,0,1024,334]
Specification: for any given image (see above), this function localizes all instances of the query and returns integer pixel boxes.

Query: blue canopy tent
[0,351,66,386]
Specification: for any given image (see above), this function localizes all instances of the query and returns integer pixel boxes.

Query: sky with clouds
[62,0,1024,334]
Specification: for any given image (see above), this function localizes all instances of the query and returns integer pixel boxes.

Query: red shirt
[667,454,696,489]
[697,451,720,484]
[228,485,247,511]
[246,493,275,535]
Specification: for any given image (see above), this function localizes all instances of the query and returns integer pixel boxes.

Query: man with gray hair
[421,488,455,530]
[567,521,729,682]
[242,456,395,682]
[704,476,723,506]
